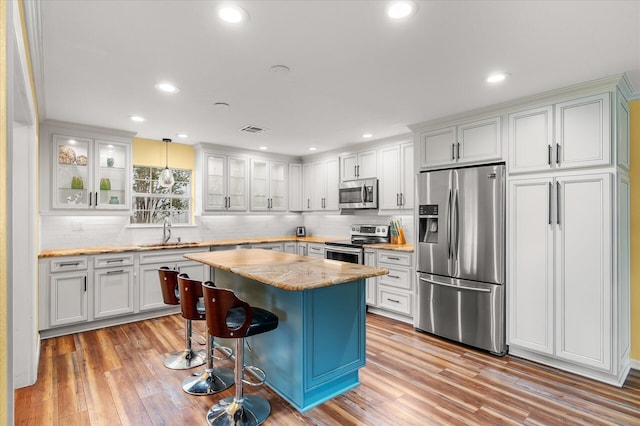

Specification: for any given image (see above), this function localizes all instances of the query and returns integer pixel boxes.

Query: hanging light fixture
[159,138,175,188]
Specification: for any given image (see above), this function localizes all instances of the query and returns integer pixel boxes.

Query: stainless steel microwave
[338,178,378,209]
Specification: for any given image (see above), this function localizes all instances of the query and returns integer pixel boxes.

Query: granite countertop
[39,236,414,258]
[185,249,389,291]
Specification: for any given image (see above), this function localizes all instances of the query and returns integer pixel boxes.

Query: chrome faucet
[163,217,172,243]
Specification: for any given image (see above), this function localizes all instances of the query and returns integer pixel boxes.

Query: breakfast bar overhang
[184,249,388,412]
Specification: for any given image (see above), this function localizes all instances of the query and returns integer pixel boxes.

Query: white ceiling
[33,0,640,157]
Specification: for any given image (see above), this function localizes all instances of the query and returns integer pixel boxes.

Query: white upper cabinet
[250,159,287,211]
[509,93,611,174]
[340,149,377,181]
[379,142,414,210]
[302,157,339,211]
[204,153,248,211]
[418,116,502,169]
[616,90,630,171]
[288,163,303,211]
[52,134,131,210]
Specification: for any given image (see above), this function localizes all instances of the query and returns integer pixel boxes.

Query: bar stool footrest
[242,365,266,386]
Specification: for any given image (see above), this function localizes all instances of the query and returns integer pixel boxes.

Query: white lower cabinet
[251,242,284,251]
[284,242,297,254]
[306,243,325,258]
[94,267,134,319]
[368,250,414,324]
[363,250,377,305]
[508,172,629,385]
[49,270,89,327]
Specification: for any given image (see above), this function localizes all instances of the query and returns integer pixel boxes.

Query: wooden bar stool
[202,282,279,426]
[157,267,206,369]
[178,273,234,395]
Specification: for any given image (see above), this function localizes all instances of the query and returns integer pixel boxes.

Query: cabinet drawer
[378,267,412,290]
[94,253,134,269]
[377,288,412,316]
[377,251,412,267]
[50,257,88,272]
[139,248,206,265]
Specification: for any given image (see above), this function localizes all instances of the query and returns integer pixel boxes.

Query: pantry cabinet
[509,93,612,174]
[417,116,502,169]
[508,173,614,371]
[203,153,248,211]
[340,149,377,181]
[378,142,414,210]
[250,159,287,211]
[52,134,131,210]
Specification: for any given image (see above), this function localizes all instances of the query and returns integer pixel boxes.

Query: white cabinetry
[250,159,287,211]
[368,250,414,324]
[506,76,631,386]
[93,253,135,319]
[288,163,303,211]
[509,93,612,174]
[138,249,209,313]
[45,257,89,327]
[302,158,339,211]
[509,173,615,371]
[284,242,297,254]
[203,153,248,211]
[364,250,377,306]
[379,142,414,210]
[251,243,284,251]
[417,116,501,169]
[52,134,131,210]
[306,243,325,258]
[340,150,377,181]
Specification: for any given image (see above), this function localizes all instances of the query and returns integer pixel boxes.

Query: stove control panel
[350,224,390,238]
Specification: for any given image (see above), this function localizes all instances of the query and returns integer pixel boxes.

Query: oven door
[325,245,363,264]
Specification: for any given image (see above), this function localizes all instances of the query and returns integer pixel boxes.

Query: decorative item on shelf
[100,178,111,190]
[107,156,114,167]
[58,145,76,164]
[109,196,119,205]
[159,138,175,188]
[71,176,84,189]
[76,154,87,166]
[66,192,83,204]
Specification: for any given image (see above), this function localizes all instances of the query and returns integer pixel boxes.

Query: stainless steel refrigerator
[416,164,506,355]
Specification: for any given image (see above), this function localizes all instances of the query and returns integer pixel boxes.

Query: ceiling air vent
[239,125,267,134]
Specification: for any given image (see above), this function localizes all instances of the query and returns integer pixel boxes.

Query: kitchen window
[130,165,192,224]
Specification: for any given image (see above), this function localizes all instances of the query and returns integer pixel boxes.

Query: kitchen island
[184,249,388,412]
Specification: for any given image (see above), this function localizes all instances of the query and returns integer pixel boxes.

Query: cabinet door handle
[106,259,124,264]
[451,144,455,160]
[95,192,98,206]
[396,193,400,206]
[59,262,80,267]
[386,298,400,303]
[556,144,561,165]
[84,276,87,292]
[387,256,400,261]
[556,181,561,225]
[357,164,360,177]
[548,145,552,165]
[456,143,460,159]
[388,275,401,279]
[548,182,552,225]
[89,191,92,206]
[307,198,310,209]
[400,193,404,207]
[354,165,357,177]
[106,269,125,274]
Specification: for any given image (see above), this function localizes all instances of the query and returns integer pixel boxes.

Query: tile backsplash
[39,212,414,250]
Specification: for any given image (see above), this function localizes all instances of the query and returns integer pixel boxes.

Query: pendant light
[159,138,175,188]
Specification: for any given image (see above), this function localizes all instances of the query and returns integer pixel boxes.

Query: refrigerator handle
[454,190,459,261]
[447,189,453,260]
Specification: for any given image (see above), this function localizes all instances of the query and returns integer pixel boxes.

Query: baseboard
[630,358,640,371]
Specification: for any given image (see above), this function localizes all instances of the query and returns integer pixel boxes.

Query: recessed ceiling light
[308,147,317,151]
[176,133,188,139]
[259,146,268,150]
[487,72,509,83]
[213,102,230,109]
[218,5,249,23]
[130,115,145,122]
[387,1,416,19]
[362,133,373,138]
[155,82,180,93]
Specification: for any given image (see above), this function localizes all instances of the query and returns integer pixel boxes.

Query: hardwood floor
[15,313,640,425]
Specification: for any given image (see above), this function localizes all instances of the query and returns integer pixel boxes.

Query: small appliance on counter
[296,226,306,237]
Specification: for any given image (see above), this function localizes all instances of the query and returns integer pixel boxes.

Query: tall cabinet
[506,76,631,386]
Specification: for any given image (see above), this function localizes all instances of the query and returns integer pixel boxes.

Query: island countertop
[184,249,388,291]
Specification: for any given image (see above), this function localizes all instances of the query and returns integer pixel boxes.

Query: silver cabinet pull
[106,269,125,274]
[307,198,310,209]
[548,145,552,165]
[388,275,400,279]
[59,262,80,267]
[106,259,124,264]
[387,298,400,303]
[84,276,87,292]
[387,256,400,261]
[556,144,561,165]
[451,144,455,160]
[457,143,460,159]
[357,164,360,177]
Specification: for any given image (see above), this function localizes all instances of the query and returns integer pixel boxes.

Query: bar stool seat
[202,282,279,426]
[157,267,206,370]
[178,274,234,395]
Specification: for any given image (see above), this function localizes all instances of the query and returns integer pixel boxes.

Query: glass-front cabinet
[52,134,130,210]
[204,154,248,211]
